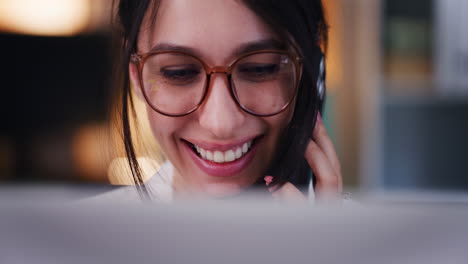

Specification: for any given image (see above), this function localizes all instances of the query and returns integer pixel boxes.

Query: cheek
[262,107,295,152]
[147,111,164,140]
[269,102,296,132]
[146,108,182,151]
[262,102,296,155]
[286,97,298,124]
[285,107,295,128]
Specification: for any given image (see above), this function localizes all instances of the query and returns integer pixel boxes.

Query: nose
[198,73,246,139]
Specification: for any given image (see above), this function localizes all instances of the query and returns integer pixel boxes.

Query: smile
[193,140,253,163]
[182,136,261,177]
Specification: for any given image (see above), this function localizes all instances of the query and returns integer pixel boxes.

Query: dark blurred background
[0,33,111,182]
[0,0,114,184]
[0,0,467,193]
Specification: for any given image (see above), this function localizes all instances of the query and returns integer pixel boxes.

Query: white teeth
[242,143,248,153]
[235,148,242,159]
[206,150,213,160]
[224,150,235,162]
[193,140,254,163]
[199,148,206,159]
[213,151,224,163]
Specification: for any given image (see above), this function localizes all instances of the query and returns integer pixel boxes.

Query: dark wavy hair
[113,0,328,198]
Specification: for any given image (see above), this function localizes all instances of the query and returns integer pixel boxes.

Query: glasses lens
[232,52,297,115]
[141,53,206,115]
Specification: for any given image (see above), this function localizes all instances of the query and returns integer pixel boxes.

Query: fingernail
[264,176,273,186]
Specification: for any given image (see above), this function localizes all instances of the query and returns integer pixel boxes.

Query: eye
[160,64,202,85]
[236,63,280,82]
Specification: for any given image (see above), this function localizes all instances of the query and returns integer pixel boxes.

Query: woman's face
[131,0,296,196]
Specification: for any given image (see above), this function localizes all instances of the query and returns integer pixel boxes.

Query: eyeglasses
[130,50,303,117]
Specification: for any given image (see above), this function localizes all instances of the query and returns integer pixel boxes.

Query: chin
[201,182,244,197]
[197,169,267,199]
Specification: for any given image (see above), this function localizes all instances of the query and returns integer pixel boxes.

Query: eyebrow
[148,38,287,59]
[232,38,287,56]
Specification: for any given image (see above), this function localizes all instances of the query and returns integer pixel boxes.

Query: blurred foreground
[1,188,467,264]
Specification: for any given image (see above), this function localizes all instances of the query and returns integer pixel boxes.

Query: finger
[305,139,342,195]
[313,114,341,177]
[270,182,307,202]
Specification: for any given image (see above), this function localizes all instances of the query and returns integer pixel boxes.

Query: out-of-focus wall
[327,0,468,191]
[324,0,382,189]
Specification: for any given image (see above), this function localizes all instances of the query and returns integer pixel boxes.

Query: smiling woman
[113,0,342,201]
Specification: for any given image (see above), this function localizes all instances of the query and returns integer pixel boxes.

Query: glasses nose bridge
[206,65,231,76]
[205,65,233,94]
[202,65,239,110]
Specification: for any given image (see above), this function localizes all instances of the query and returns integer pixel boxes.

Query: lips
[182,136,261,177]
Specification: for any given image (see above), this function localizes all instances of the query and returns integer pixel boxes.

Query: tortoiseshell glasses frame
[130,49,303,117]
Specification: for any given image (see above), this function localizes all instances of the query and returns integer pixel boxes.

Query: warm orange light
[0,0,90,36]
[323,0,344,91]
[72,123,111,182]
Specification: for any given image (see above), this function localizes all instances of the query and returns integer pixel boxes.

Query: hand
[265,113,343,202]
